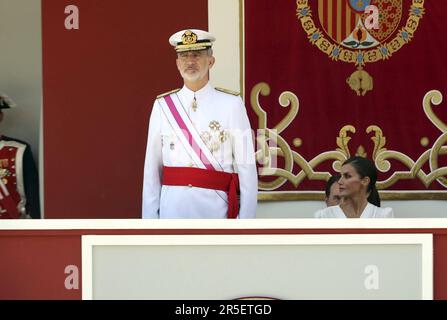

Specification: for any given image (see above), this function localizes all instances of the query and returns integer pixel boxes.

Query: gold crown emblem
[181,31,198,45]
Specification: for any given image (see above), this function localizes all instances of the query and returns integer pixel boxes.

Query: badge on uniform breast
[200,120,228,154]
[0,159,10,185]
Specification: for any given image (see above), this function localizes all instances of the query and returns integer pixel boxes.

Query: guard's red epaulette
[157,88,181,99]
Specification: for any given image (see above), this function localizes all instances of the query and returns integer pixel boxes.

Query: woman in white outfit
[315,157,394,218]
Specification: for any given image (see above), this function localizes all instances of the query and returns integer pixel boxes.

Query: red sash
[162,166,240,219]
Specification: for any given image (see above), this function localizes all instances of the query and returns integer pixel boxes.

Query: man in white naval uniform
[142,29,258,219]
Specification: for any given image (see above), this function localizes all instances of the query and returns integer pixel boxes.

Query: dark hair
[342,156,381,207]
[325,173,341,197]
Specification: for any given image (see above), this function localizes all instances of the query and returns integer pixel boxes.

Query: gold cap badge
[181,31,198,45]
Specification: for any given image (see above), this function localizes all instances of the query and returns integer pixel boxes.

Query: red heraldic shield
[244,0,447,200]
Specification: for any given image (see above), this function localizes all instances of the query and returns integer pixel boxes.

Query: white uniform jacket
[142,82,258,219]
[314,202,394,219]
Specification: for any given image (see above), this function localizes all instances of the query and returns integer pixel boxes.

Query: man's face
[326,181,342,207]
[176,49,215,83]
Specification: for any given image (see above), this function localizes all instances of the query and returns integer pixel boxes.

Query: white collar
[179,82,213,102]
[336,202,372,218]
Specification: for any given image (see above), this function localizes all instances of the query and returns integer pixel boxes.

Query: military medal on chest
[0,159,11,185]
[192,96,198,112]
[0,152,16,186]
[200,120,228,154]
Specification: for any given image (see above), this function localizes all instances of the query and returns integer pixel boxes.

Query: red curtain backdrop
[245,0,447,198]
[42,0,208,218]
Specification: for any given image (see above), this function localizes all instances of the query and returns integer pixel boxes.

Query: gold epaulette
[157,88,181,99]
[215,87,240,96]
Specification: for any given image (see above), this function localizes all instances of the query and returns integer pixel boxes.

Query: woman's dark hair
[343,156,381,207]
[325,173,341,197]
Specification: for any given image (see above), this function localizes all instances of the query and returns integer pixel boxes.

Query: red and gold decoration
[0,143,24,218]
[297,0,424,96]
[244,0,447,200]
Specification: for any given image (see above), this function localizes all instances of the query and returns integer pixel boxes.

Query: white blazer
[314,202,394,218]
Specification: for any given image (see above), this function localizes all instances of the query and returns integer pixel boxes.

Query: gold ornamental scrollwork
[252,82,348,191]
[252,83,447,199]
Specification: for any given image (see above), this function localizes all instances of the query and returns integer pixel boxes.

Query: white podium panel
[82,234,432,300]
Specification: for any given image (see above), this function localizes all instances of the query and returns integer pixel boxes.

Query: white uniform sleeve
[142,100,163,219]
[231,98,258,218]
